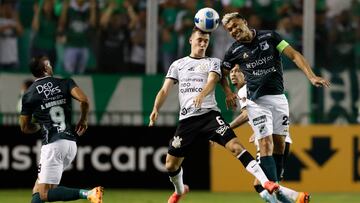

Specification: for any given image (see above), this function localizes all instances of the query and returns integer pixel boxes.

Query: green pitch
[1,189,360,203]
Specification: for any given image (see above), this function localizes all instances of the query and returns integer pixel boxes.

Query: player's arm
[229,108,249,129]
[149,78,175,126]
[220,68,238,110]
[19,115,40,134]
[71,86,89,136]
[282,45,330,87]
[193,72,220,108]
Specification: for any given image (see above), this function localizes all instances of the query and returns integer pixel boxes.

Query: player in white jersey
[149,27,279,203]
[229,65,310,203]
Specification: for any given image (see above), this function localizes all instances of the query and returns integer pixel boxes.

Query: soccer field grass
[1,189,360,203]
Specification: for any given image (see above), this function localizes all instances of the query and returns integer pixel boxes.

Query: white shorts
[247,94,290,140]
[38,139,77,184]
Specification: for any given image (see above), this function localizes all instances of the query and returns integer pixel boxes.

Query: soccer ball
[194,7,220,33]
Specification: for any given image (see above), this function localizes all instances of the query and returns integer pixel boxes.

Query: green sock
[47,186,80,202]
[31,192,44,203]
[260,156,278,182]
[273,154,284,180]
[79,189,89,199]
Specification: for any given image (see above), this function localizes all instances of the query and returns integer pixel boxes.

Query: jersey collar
[188,55,207,60]
[35,76,51,82]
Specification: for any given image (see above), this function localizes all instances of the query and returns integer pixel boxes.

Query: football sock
[273,154,284,180]
[168,167,185,195]
[275,189,293,203]
[254,185,277,203]
[238,150,269,186]
[279,185,299,201]
[47,186,80,201]
[254,184,264,193]
[259,190,277,203]
[31,192,44,203]
[259,156,278,182]
[79,189,89,199]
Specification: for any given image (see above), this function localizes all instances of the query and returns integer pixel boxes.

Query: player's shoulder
[256,30,279,40]
[205,56,221,63]
[226,41,242,55]
[171,56,189,68]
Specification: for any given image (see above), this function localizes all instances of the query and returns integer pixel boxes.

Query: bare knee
[165,160,179,172]
[165,154,183,172]
[38,191,48,201]
[225,138,245,157]
[34,182,55,201]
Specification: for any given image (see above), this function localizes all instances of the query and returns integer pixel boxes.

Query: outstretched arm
[149,79,174,126]
[283,45,330,87]
[71,87,89,136]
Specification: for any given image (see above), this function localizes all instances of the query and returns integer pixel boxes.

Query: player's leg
[35,140,103,202]
[247,99,291,203]
[247,101,278,183]
[271,94,291,181]
[224,137,278,194]
[280,140,311,203]
[251,138,277,203]
[253,179,277,203]
[208,112,278,193]
[272,134,286,180]
[31,179,44,203]
[166,154,186,195]
[166,118,198,203]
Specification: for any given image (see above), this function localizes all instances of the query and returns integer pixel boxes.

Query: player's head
[229,64,245,88]
[29,56,53,78]
[222,12,253,42]
[189,26,210,58]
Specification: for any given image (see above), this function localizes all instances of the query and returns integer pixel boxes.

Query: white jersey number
[49,106,66,133]
[216,116,225,125]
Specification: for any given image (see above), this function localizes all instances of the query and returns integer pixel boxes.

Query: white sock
[169,168,184,195]
[245,160,269,186]
[259,190,277,203]
[279,185,299,201]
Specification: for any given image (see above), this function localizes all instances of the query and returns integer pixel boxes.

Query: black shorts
[168,111,237,157]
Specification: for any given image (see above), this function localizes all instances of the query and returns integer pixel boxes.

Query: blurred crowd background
[0,0,359,125]
[0,0,359,74]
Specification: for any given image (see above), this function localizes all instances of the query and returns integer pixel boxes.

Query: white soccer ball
[194,7,220,33]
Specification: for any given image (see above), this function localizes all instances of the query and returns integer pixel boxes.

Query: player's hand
[149,110,158,127]
[249,133,255,143]
[225,92,238,110]
[310,76,330,88]
[193,95,204,109]
[75,120,88,136]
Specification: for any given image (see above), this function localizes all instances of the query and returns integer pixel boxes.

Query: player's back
[21,76,77,144]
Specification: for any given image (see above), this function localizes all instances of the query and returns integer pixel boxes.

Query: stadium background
[0,0,360,201]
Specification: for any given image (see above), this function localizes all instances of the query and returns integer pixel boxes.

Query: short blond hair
[222,12,245,26]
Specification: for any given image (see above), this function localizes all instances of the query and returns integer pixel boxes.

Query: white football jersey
[166,56,222,120]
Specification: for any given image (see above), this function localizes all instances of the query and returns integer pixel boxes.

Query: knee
[38,190,48,201]
[226,139,244,157]
[165,160,180,172]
